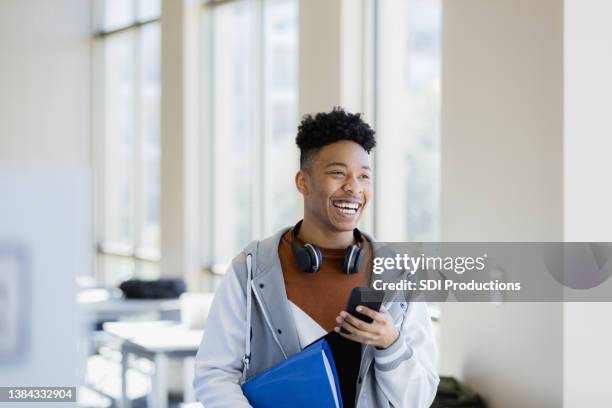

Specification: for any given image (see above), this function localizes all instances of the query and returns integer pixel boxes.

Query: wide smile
[331,199,363,220]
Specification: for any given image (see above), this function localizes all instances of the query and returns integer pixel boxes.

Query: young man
[194,108,439,407]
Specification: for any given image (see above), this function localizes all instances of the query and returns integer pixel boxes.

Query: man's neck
[298,216,355,249]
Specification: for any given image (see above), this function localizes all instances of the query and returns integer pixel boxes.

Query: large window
[374,0,441,241]
[200,0,299,269]
[93,0,161,285]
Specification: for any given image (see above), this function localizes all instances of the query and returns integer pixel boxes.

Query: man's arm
[193,262,253,408]
[372,301,440,408]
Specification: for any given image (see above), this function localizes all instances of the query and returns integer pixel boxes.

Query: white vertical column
[160,0,200,288]
[440,1,564,407]
[373,0,417,241]
[299,0,342,116]
[298,0,368,116]
[564,1,612,406]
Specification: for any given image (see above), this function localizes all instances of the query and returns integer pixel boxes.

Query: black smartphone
[341,287,386,334]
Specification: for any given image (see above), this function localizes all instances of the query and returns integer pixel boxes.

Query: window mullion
[259,0,266,237]
[371,0,380,238]
[201,8,215,269]
[252,0,265,239]
[93,36,108,284]
[133,26,144,277]
[133,0,139,22]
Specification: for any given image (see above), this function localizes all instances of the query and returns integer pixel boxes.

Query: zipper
[355,300,395,404]
[250,280,288,359]
[356,301,391,374]
[355,347,372,404]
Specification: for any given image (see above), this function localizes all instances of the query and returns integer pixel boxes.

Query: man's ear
[295,169,309,195]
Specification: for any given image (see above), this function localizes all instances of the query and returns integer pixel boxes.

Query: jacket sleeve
[193,262,253,408]
[373,301,440,408]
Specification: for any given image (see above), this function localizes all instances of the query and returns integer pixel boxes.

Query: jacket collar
[249,227,300,357]
[252,227,290,278]
[253,226,379,278]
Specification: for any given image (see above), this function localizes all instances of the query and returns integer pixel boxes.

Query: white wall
[441,0,563,242]
[564,0,612,406]
[0,0,91,167]
[0,0,92,397]
[440,1,564,407]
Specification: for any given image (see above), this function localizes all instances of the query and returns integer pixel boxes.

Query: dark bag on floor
[431,376,486,408]
[119,279,186,299]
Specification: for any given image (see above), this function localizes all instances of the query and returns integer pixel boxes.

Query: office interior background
[1,0,611,407]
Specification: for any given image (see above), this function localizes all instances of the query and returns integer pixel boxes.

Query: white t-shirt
[288,300,327,348]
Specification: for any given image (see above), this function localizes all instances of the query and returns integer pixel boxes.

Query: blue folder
[241,338,343,408]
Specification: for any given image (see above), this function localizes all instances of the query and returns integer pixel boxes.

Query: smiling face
[296,140,373,233]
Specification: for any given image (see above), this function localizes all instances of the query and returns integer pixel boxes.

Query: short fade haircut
[295,107,376,169]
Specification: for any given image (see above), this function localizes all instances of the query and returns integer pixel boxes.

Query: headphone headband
[291,220,363,245]
[290,220,364,274]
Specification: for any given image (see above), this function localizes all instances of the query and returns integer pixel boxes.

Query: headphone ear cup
[343,245,364,274]
[294,247,313,272]
[304,244,322,273]
[353,248,365,274]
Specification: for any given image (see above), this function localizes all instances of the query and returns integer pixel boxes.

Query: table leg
[121,343,130,408]
[149,353,169,408]
[183,356,196,402]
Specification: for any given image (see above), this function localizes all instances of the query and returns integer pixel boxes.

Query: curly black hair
[295,107,376,169]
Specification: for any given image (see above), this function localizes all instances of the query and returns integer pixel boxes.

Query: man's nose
[343,176,363,195]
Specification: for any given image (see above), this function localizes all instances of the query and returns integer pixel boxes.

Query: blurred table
[103,321,203,408]
[79,289,181,321]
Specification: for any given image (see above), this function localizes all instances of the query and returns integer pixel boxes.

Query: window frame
[199,0,299,275]
[93,0,162,285]
[370,0,442,242]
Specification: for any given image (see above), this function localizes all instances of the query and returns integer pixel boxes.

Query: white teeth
[333,201,359,210]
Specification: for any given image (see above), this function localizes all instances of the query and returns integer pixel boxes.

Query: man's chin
[328,217,360,233]
[327,207,363,231]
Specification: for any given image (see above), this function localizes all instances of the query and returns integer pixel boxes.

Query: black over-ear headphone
[290,220,365,274]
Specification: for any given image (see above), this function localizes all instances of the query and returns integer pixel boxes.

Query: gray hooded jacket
[194,227,439,407]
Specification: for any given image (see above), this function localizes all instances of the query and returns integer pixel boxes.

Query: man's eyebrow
[324,162,372,171]
[324,162,348,169]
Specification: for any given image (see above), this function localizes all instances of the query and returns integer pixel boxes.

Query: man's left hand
[334,305,399,349]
